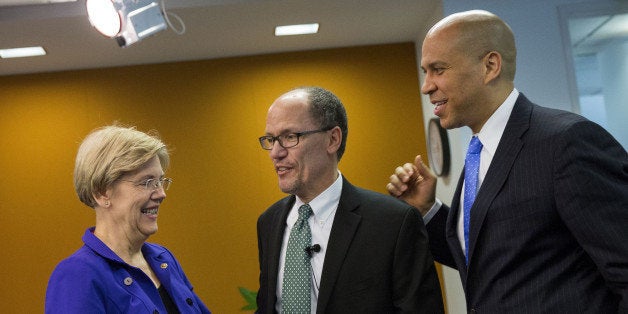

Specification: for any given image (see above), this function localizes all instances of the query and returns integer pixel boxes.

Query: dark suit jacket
[257,177,444,313]
[427,93,628,313]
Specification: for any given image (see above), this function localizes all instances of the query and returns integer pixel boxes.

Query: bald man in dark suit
[388,10,628,313]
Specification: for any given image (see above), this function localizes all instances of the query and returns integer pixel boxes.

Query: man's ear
[327,126,342,155]
[483,51,502,84]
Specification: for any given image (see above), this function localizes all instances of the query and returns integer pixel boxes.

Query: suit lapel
[448,171,468,277]
[316,178,361,313]
[466,94,532,266]
[267,197,294,311]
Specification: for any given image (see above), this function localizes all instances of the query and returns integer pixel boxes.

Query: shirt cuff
[422,198,442,224]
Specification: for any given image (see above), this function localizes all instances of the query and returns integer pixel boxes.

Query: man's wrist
[422,198,442,224]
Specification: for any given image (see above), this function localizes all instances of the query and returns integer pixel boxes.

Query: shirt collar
[82,227,165,264]
[291,171,343,223]
[476,88,519,156]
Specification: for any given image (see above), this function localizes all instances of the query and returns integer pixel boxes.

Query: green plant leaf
[238,286,258,311]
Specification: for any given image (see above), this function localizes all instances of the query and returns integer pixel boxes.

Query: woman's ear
[93,190,111,208]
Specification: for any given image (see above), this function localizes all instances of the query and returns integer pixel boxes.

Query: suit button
[186,298,194,305]
[469,309,477,314]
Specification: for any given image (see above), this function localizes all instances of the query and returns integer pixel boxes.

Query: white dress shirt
[275,171,342,314]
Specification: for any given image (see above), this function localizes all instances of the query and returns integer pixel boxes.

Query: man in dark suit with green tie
[256,86,444,313]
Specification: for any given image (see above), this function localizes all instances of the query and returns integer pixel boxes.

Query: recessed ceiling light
[0,46,46,59]
[275,23,319,36]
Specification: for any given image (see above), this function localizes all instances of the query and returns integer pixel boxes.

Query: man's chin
[278,182,297,195]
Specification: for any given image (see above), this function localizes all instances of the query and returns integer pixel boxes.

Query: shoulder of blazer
[338,176,415,215]
[503,93,533,139]
[504,94,588,143]
[267,195,295,211]
[258,195,295,224]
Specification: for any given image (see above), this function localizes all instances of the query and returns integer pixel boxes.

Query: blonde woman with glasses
[45,125,211,314]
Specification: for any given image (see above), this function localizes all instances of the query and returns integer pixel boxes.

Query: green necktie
[282,204,313,313]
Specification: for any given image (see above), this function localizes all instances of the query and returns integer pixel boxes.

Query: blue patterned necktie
[463,136,483,265]
[282,204,313,313]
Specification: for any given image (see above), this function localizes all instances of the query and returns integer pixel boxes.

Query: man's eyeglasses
[258,127,333,150]
[120,178,173,191]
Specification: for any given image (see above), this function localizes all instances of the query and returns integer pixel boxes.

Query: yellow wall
[0,43,429,313]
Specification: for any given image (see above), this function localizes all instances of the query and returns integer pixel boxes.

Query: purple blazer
[45,227,211,314]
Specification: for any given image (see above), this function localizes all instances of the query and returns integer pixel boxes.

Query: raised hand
[387,155,437,216]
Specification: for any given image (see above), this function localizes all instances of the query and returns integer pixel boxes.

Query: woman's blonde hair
[73,125,169,208]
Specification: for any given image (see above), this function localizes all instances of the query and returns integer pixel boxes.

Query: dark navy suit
[428,93,628,313]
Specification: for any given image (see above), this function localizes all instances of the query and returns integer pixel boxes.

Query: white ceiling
[0,0,442,77]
